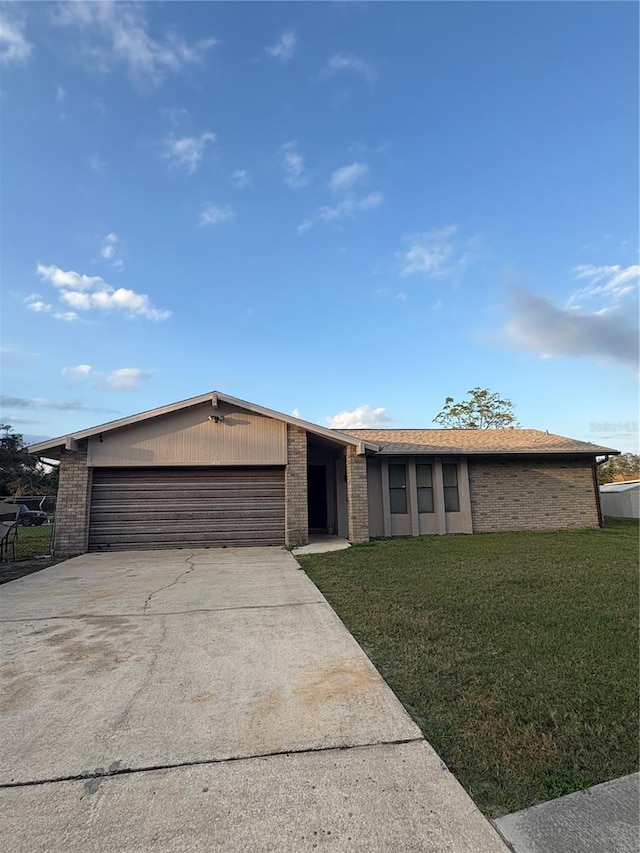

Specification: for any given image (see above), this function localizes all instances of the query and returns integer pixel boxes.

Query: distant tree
[433,387,520,429]
[597,453,640,485]
[0,424,58,497]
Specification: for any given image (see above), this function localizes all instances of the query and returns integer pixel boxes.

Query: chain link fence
[1,496,56,562]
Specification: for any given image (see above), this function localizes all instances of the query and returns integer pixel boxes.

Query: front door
[308,465,328,532]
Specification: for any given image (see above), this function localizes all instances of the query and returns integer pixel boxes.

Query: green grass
[298,518,639,817]
[12,523,54,560]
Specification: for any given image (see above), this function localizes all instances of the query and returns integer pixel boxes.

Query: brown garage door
[89,467,285,551]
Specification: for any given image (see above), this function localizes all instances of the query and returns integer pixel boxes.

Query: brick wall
[346,446,369,542]
[54,446,91,556]
[285,424,308,547]
[468,457,600,533]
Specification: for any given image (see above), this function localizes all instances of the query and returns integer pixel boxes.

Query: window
[389,464,407,514]
[416,464,434,513]
[443,463,460,512]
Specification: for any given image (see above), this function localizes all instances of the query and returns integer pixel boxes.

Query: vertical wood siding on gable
[87,403,287,467]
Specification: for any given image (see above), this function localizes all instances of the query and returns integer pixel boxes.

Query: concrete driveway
[0,548,507,852]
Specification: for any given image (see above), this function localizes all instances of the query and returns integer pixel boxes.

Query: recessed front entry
[308,465,328,532]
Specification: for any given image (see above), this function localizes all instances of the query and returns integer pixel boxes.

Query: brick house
[28,391,618,557]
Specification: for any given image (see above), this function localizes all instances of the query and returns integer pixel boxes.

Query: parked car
[17,504,47,526]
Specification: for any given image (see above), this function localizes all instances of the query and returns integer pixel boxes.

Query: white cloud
[0,10,32,66]
[231,169,251,189]
[61,364,153,390]
[266,30,296,62]
[300,191,382,233]
[62,364,93,377]
[401,225,459,277]
[327,405,392,430]
[89,153,106,171]
[37,264,105,290]
[24,295,52,313]
[231,169,251,190]
[56,84,66,102]
[36,264,170,321]
[100,233,118,259]
[397,292,408,302]
[163,105,190,127]
[568,264,639,307]
[98,232,123,269]
[54,1,217,87]
[281,142,308,189]
[291,408,301,419]
[501,289,639,373]
[325,52,375,82]
[297,218,313,235]
[400,225,480,280]
[329,162,368,193]
[199,203,235,227]
[104,367,153,390]
[318,191,383,224]
[164,131,215,174]
[60,287,166,318]
[54,311,80,322]
[60,291,92,310]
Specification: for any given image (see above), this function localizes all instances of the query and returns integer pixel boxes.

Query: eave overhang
[28,391,381,458]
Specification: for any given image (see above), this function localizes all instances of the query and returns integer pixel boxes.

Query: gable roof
[28,393,620,460]
[28,391,379,457]
[338,428,619,456]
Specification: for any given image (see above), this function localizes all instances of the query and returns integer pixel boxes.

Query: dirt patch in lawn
[0,558,63,585]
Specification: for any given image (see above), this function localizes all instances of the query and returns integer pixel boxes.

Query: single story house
[599,481,640,520]
[29,391,619,557]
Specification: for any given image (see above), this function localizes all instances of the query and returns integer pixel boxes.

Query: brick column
[54,446,91,557]
[346,446,369,542]
[285,425,308,548]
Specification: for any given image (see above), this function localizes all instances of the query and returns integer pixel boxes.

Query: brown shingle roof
[336,428,619,456]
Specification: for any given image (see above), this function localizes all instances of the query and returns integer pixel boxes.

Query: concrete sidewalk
[0,547,507,852]
[494,773,640,853]
[293,534,352,555]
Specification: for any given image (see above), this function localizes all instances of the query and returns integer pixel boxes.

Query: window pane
[389,464,406,488]
[417,488,434,513]
[416,464,432,488]
[390,489,408,514]
[444,487,460,513]
[442,463,458,487]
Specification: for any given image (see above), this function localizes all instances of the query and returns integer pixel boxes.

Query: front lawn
[298,518,639,817]
[13,523,54,560]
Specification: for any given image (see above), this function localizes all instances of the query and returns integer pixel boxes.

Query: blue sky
[1,1,638,453]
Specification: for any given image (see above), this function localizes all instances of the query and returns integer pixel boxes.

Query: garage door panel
[91,483,282,498]
[89,504,282,525]
[90,504,285,518]
[89,467,285,551]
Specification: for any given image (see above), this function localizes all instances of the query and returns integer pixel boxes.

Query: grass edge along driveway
[298,519,639,817]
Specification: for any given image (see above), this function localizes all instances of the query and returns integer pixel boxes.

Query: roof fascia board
[214,392,379,449]
[28,391,381,455]
[374,448,619,457]
[28,391,216,454]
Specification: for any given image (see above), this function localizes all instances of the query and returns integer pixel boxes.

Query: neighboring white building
[600,481,640,519]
